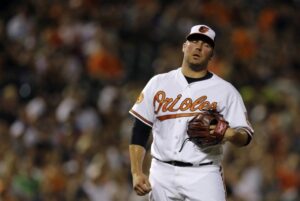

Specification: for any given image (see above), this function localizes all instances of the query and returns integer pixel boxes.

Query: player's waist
[153,156,214,167]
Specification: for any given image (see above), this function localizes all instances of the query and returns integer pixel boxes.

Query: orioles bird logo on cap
[199,26,209,33]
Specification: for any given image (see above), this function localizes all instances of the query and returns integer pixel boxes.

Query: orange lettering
[162,98,173,112]
[167,94,182,112]
[197,101,210,110]
[179,98,192,111]
[209,102,217,110]
[190,96,207,111]
[153,91,165,114]
[153,91,218,114]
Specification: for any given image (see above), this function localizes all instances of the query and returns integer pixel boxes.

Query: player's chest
[152,85,226,114]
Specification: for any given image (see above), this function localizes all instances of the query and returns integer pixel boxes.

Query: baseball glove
[187,110,229,147]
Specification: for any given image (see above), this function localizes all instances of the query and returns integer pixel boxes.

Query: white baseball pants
[148,159,226,201]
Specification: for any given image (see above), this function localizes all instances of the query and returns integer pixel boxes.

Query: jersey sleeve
[129,76,157,127]
[223,87,254,138]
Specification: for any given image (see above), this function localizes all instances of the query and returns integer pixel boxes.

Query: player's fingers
[137,190,149,196]
[135,188,146,196]
[209,125,216,134]
[132,175,151,195]
[133,185,144,194]
[134,185,150,196]
[209,125,216,130]
[144,179,152,190]
[141,183,151,193]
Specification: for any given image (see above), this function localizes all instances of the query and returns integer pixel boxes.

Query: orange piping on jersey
[153,91,217,114]
[157,113,199,121]
[129,109,153,127]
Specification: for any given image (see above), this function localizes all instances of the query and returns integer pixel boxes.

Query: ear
[209,51,214,60]
[182,42,187,53]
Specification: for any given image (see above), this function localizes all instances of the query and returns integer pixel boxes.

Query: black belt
[154,157,213,167]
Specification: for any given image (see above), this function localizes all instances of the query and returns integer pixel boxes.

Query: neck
[181,65,208,78]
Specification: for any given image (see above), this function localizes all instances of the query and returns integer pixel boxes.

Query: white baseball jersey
[130,68,253,165]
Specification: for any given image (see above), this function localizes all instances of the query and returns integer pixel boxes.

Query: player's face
[182,39,213,71]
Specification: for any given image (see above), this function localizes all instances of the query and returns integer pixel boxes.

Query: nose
[195,41,204,50]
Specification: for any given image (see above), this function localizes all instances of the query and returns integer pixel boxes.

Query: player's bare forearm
[223,128,249,147]
[129,144,152,195]
[129,144,146,174]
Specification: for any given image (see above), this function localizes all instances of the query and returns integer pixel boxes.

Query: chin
[189,63,206,72]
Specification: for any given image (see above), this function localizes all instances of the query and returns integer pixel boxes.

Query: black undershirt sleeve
[130,118,152,149]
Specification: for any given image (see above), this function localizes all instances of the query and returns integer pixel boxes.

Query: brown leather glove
[187,110,229,147]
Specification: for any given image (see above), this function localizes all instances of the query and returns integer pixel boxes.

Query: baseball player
[129,24,254,201]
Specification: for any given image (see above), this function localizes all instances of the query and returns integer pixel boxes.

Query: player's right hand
[132,172,152,196]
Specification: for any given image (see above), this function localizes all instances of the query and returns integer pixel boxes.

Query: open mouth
[193,54,200,58]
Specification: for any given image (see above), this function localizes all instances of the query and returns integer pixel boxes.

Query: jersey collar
[177,68,213,86]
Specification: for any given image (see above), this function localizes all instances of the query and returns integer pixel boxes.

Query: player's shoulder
[211,73,239,93]
[151,68,179,81]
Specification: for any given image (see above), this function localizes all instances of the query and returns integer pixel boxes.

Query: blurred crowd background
[0,0,299,201]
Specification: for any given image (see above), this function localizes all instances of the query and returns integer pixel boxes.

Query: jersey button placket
[172,87,188,158]
[174,114,183,155]
[172,123,180,157]
[173,120,182,157]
